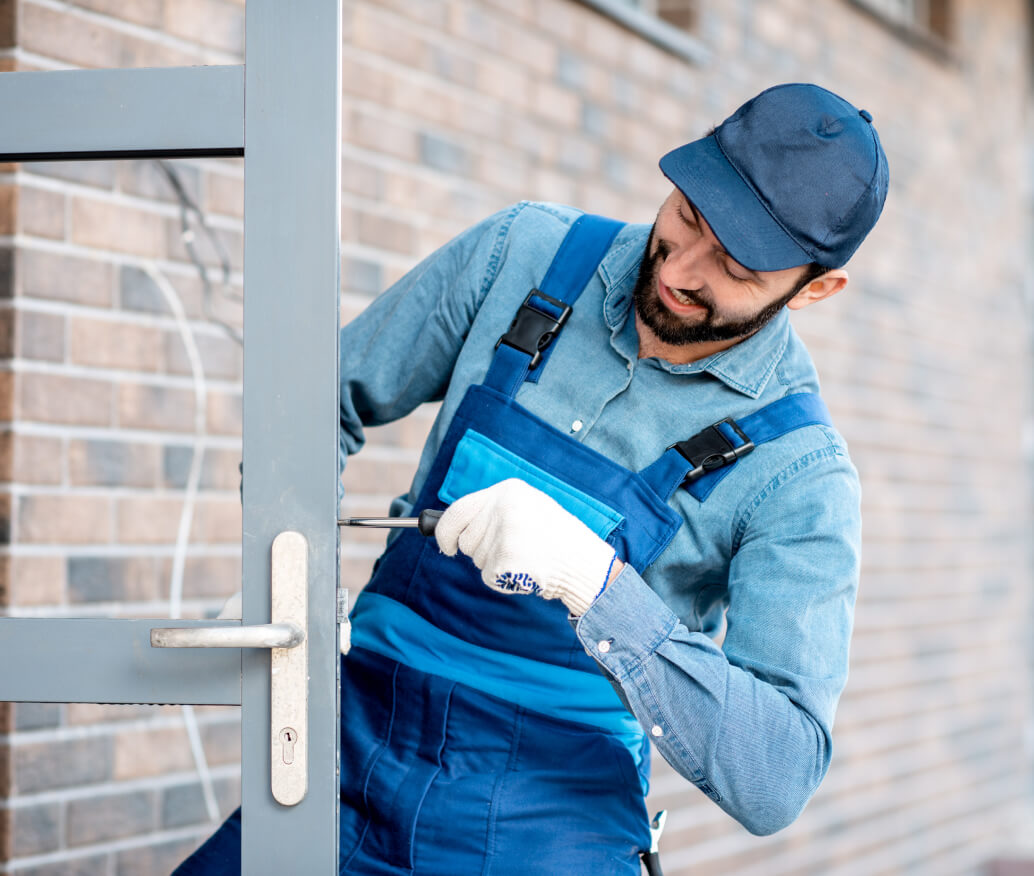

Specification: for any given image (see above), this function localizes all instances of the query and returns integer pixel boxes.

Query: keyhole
[279,727,297,765]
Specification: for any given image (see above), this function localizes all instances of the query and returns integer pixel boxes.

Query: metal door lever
[150,531,309,806]
[150,622,302,649]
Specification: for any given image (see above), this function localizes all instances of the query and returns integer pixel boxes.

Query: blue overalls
[173,215,833,876]
[336,215,832,874]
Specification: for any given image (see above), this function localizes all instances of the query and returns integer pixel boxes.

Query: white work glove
[434,478,617,616]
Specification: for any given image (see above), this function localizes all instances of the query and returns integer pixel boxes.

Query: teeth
[670,288,694,305]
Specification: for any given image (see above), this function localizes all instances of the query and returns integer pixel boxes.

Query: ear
[786,269,849,311]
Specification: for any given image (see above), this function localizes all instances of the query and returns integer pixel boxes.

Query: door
[0,1,343,871]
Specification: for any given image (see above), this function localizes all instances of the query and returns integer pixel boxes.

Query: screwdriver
[337,508,443,537]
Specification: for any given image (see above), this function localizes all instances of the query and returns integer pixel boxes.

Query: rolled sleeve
[576,445,861,836]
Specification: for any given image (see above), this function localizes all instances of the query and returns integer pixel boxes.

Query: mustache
[652,240,713,311]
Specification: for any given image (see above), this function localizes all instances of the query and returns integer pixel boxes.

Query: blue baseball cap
[659,83,889,271]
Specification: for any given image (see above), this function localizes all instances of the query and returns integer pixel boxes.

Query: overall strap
[483,213,624,396]
[640,393,833,503]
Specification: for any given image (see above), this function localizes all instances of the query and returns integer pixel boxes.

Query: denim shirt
[339,201,861,836]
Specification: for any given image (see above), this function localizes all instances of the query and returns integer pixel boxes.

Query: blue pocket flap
[438,429,625,541]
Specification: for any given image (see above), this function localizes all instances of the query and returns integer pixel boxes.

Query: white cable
[139,260,220,823]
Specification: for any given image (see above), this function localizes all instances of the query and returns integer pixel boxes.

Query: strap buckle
[495,289,573,370]
[670,418,755,484]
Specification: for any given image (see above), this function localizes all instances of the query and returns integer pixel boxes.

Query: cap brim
[660,136,814,272]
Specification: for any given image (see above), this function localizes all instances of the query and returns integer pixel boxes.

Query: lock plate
[270,531,308,805]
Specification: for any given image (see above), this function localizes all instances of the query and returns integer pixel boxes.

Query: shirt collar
[598,224,790,400]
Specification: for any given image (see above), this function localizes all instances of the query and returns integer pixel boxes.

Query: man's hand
[434,478,618,616]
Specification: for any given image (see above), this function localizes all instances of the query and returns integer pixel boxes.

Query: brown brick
[119,264,207,321]
[5,556,65,606]
[199,447,244,491]
[25,160,117,191]
[356,211,418,256]
[204,170,244,219]
[0,245,12,299]
[70,0,163,28]
[18,372,113,426]
[19,249,114,307]
[66,702,164,725]
[20,4,198,69]
[11,855,113,876]
[118,159,201,205]
[179,555,239,601]
[373,0,448,27]
[0,307,11,359]
[13,702,62,731]
[0,0,15,49]
[497,21,557,76]
[351,109,420,162]
[71,197,167,258]
[116,836,203,876]
[118,382,196,432]
[69,438,158,487]
[15,309,65,362]
[0,430,10,482]
[204,389,241,436]
[68,790,155,846]
[17,494,112,544]
[6,802,61,856]
[19,4,119,69]
[0,371,13,421]
[164,330,242,381]
[342,156,385,201]
[352,5,431,68]
[199,719,240,765]
[8,431,64,485]
[116,496,183,544]
[18,186,66,240]
[0,184,14,235]
[162,0,244,54]
[13,736,114,793]
[67,555,162,602]
[0,492,10,546]
[165,219,243,274]
[189,497,240,543]
[475,57,532,108]
[114,726,194,780]
[69,316,163,371]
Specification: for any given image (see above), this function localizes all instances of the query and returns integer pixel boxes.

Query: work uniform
[177,201,861,874]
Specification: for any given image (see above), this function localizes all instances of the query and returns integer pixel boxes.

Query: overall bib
[339,215,669,874]
[175,215,833,876]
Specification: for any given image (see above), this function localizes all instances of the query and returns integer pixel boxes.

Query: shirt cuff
[574,562,680,681]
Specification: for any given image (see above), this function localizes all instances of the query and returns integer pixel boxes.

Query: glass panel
[4,156,244,869]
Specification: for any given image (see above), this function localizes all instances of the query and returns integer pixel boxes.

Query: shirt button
[597,639,611,653]
[571,419,583,432]
[651,725,664,737]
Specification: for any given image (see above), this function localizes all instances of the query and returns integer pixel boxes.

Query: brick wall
[1,0,1032,874]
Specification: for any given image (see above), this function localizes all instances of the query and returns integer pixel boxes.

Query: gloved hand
[434,478,618,616]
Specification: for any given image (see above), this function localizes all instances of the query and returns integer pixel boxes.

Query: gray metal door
[0,1,342,871]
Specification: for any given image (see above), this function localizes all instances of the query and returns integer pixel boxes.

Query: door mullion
[240,0,342,872]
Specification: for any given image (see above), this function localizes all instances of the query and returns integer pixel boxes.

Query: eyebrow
[682,199,763,283]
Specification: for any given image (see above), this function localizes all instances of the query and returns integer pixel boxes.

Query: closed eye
[721,259,752,284]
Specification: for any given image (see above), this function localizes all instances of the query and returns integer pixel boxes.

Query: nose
[658,235,709,292]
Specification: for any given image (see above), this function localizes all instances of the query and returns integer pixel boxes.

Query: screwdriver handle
[417,509,444,537]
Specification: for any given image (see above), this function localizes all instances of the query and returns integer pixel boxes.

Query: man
[177,82,887,875]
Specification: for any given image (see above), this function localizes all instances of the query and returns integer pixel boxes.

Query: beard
[632,225,800,347]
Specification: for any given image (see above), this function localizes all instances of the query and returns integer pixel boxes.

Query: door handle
[149,623,302,649]
[150,531,309,806]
